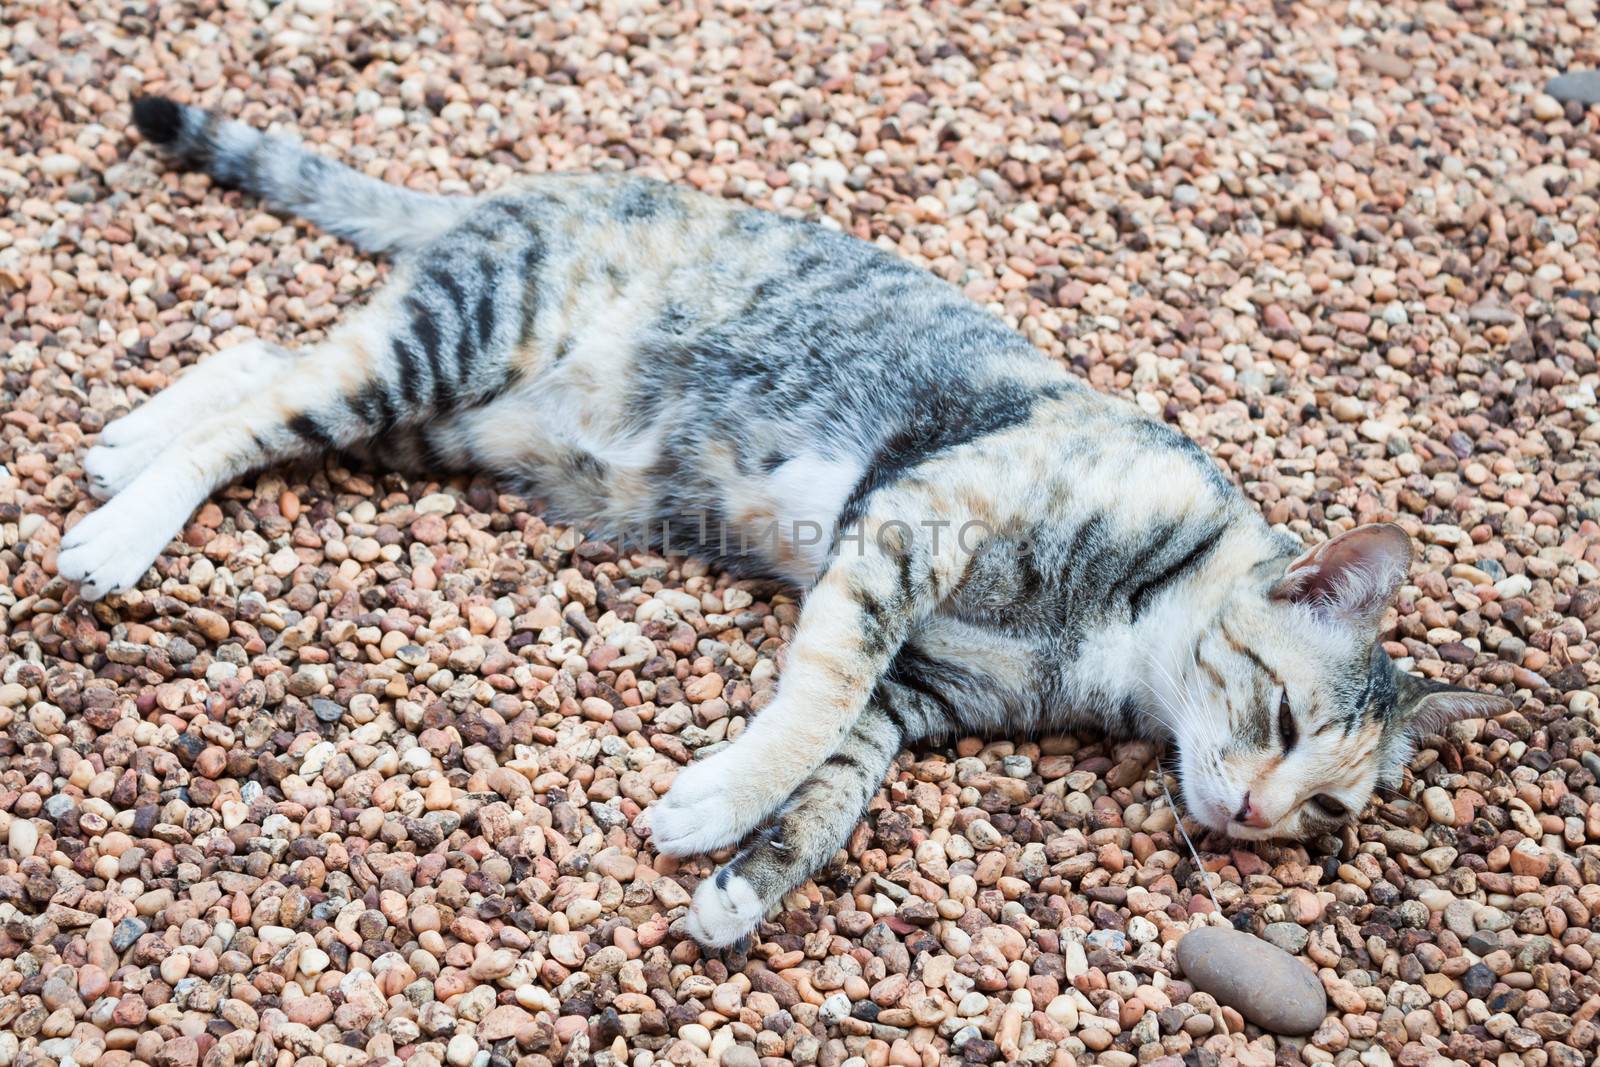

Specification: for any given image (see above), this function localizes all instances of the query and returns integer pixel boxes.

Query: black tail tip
[132,96,184,145]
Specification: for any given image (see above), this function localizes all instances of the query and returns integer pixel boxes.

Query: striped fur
[63,99,1513,948]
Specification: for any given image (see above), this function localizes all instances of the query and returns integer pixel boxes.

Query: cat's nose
[1233,792,1271,829]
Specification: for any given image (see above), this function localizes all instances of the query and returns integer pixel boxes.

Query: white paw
[650,748,767,857]
[685,867,766,949]
[97,401,165,448]
[97,341,281,455]
[83,440,160,500]
[58,473,193,600]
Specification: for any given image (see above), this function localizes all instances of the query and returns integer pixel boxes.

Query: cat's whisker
[1183,644,1224,753]
[1156,761,1223,916]
[1142,650,1205,743]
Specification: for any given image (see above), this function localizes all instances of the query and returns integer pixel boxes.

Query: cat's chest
[904,610,1159,737]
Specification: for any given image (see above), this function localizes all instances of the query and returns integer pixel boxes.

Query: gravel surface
[3,1,1600,1066]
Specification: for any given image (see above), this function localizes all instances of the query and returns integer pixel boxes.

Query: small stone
[1468,301,1520,325]
[1532,94,1564,121]
[189,607,230,642]
[1261,922,1309,955]
[417,492,458,515]
[591,847,636,882]
[1303,63,1337,90]
[1045,995,1078,1029]
[300,741,337,777]
[1330,396,1365,422]
[40,153,81,177]
[7,818,38,859]
[311,698,344,723]
[1462,963,1495,999]
[1177,926,1326,1035]
[111,918,148,952]
[1360,51,1413,79]
[1546,70,1600,106]
[477,1004,536,1042]
[1421,786,1455,825]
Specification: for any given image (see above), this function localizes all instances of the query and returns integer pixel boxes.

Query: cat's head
[1164,523,1512,841]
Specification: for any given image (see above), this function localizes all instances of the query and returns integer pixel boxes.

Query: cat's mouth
[1189,801,1289,842]
[1187,800,1239,837]
[1222,821,1279,842]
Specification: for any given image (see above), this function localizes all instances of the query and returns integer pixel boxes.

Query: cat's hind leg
[684,698,905,949]
[60,324,396,599]
[83,339,294,499]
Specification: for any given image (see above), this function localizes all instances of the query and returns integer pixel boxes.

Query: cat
[61,97,1513,949]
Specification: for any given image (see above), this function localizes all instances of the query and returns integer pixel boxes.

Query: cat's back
[436,172,1069,434]
[453,172,1033,367]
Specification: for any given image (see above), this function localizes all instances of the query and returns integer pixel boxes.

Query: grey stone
[1262,922,1310,955]
[1462,963,1495,999]
[1176,926,1326,1035]
[111,917,148,952]
[1467,301,1520,326]
[1443,900,1477,940]
[311,698,345,723]
[1546,70,1600,106]
[1086,929,1127,953]
[720,1047,761,1067]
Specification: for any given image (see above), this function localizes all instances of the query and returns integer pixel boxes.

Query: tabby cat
[62,98,1512,948]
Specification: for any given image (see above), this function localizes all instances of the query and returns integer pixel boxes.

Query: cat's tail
[130,96,469,255]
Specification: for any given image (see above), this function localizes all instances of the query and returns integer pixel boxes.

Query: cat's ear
[1392,669,1513,740]
[1270,523,1412,629]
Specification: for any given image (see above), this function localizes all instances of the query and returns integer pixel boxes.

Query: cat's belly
[436,375,861,582]
[716,453,865,584]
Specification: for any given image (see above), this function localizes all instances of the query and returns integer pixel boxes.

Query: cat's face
[1162,524,1512,841]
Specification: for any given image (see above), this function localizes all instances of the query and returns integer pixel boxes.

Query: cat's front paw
[685,867,765,949]
[650,748,766,857]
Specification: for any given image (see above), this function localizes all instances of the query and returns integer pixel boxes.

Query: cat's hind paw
[58,501,160,600]
[83,439,161,500]
[685,867,765,949]
[59,467,195,600]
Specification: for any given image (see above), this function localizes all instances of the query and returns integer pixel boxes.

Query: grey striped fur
[63,99,1513,949]
[129,96,466,254]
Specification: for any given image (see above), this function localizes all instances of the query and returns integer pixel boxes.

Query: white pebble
[40,153,80,177]
[7,818,38,860]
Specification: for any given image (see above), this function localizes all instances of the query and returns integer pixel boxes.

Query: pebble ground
[2,1,1599,1066]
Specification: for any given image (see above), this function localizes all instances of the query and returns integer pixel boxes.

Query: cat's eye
[1311,793,1348,819]
[1277,693,1298,753]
